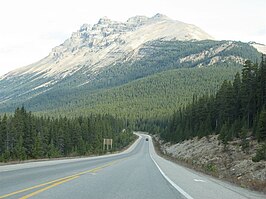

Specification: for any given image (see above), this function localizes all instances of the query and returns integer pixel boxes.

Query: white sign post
[103,139,113,151]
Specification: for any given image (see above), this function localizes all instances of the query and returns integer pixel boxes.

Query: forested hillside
[86,40,260,90]
[0,107,134,162]
[39,66,240,120]
[162,55,266,161]
[0,40,261,119]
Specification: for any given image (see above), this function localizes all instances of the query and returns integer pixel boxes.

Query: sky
[0,0,265,76]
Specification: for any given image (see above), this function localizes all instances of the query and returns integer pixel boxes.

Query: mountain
[4,14,212,78]
[0,14,263,117]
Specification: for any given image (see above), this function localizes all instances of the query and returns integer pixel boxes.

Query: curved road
[0,133,265,199]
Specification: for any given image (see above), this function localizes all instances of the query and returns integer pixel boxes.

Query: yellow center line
[77,160,118,175]
[0,176,73,199]
[0,174,81,199]
[19,176,80,199]
[0,158,126,199]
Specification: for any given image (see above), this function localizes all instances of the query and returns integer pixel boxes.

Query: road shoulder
[147,134,266,199]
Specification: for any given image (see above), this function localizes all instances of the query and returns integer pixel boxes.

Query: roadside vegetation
[152,55,266,162]
[0,107,135,162]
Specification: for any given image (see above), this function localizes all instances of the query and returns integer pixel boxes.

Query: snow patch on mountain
[32,80,56,91]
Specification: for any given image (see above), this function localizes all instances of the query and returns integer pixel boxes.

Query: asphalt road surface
[0,133,265,199]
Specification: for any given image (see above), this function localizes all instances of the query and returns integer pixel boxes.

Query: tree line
[0,107,134,162]
[161,55,266,161]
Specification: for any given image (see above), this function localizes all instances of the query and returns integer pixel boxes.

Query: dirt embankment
[154,135,266,193]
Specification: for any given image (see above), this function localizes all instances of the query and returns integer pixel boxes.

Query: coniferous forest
[1,55,265,163]
[0,107,134,162]
[161,55,266,161]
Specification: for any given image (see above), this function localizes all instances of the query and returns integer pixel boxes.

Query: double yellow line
[0,159,121,199]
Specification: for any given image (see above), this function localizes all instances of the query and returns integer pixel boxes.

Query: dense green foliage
[163,55,266,145]
[0,40,260,119]
[252,143,266,162]
[89,40,259,89]
[36,66,240,120]
[0,107,134,162]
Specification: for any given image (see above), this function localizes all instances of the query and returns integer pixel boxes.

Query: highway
[0,133,265,199]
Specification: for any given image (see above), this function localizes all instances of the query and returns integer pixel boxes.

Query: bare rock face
[4,14,213,79]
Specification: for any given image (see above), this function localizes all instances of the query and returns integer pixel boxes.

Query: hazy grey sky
[0,0,265,76]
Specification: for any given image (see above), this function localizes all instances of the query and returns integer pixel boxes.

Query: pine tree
[0,117,3,156]
[14,135,26,160]
[1,115,9,158]
[257,110,266,142]
[241,60,258,128]
[258,54,266,110]
[32,132,43,158]
[232,73,242,121]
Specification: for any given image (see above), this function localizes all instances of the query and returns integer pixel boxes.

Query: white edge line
[148,138,194,199]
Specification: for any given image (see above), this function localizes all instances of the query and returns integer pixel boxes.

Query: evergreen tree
[164,55,266,147]
[32,132,43,158]
[14,135,26,160]
[0,107,134,162]
[0,117,4,155]
[1,115,9,156]
[257,109,266,142]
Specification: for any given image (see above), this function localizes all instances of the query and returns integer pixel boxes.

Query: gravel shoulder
[154,135,266,193]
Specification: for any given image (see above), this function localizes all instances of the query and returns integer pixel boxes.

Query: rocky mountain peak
[97,16,112,25]
[152,13,170,20]
[2,14,214,84]
[79,24,91,32]
[126,15,149,25]
[58,13,212,55]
